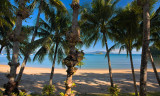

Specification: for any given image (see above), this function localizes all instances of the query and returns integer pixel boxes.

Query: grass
[78,92,160,96]
[0,90,160,96]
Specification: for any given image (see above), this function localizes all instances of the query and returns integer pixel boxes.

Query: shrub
[42,85,55,96]
[19,91,31,96]
[0,90,3,96]
[59,92,65,96]
[10,91,31,96]
[108,85,120,96]
[59,90,75,96]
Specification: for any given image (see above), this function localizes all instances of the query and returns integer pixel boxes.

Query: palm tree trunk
[31,0,42,42]
[103,33,114,87]
[129,49,138,96]
[16,2,42,83]
[0,45,4,54]
[65,0,80,95]
[9,11,23,82]
[49,43,59,85]
[148,48,160,86]
[4,0,24,95]
[16,56,28,83]
[65,70,73,95]
[140,0,150,96]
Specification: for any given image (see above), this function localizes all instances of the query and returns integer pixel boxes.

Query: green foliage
[0,90,3,96]
[80,0,120,48]
[42,85,55,96]
[150,45,160,57]
[77,61,85,67]
[10,91,31,96]
[78,92,160,96]
[72,82,76,87]
[59,92,65,96]
[108,85,120,96]
[11,92,17,96]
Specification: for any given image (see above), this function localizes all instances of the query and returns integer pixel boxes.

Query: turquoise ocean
[0,54,160,69]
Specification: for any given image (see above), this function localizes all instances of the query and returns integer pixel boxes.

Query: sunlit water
[0,54,160,69]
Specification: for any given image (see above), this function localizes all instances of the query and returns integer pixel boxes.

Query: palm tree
[148,48,160,86]
[149,6,160,86]
[109,5,142,95]
[0,0,15,54]
[137,0,158,95]
[48,13,71,85]
[16,0,48,83]
[138,0,150,95]
[63,0,85,95]
[3,0,31,95]
[31,10,71,86]
[80,0,119,88]
[16,0,66,83]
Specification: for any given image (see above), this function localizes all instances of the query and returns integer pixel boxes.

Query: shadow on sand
[0,71,160,94]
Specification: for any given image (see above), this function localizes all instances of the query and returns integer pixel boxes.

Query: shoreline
[0,64,159,70]
[0,64,160,94]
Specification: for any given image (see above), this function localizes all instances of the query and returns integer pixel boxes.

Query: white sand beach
[0,65,160,94]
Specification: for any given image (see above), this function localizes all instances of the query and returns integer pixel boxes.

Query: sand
[0,65,160,94]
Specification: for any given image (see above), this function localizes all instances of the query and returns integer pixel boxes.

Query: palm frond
[33,46,48,63]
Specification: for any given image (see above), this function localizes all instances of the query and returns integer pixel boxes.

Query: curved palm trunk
[4,0,24,95]
[129,49,138,96]
[16,2,42,83]
[31,1,42,42]
[148,48,160,86]
[103,33,114,87]
[49,43,59,85]
[0,45,4,54]
[140,0,150,96]
[16,56,28,83]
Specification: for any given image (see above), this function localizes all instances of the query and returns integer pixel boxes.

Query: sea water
[0,54,159,69]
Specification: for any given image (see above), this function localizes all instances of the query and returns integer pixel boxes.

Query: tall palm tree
[80,0,119,88]
[109,5,141,95]
[3,0,31,95]
[31,10,71,85]
[48,12,71,85]
[138,0,150,95]
[149,6,160,86]
[0,0,15,54]
[16,0,66,83]
[16,0,48,83]
[63,0,85,95]
[137,0,158,95]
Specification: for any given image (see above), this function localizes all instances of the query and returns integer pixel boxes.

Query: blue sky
[11,0,160,54]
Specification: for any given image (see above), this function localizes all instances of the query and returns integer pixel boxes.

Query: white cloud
[111,48,142,54]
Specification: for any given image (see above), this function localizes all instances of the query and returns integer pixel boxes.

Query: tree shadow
[0,70,160,94]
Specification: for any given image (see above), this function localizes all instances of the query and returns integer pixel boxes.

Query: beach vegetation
[59,92,65,96]
[0,0,15,55]
[108,85,120,96]
[3,0,36,95]
[0,0,160,95]
[138,0,156,95]
[108,2,142,95]
[16,0,49,84]
[150,46,160,57]
[42,85,55,96]
[63,0,85,95]
[148,6,160,86]
[16,0,67,86]
[0,90,3,96]
[80,0,120,88]
[31,9,70,86]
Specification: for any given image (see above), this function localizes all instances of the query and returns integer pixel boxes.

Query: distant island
[85,51,106,54]
[95,52,103,54]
